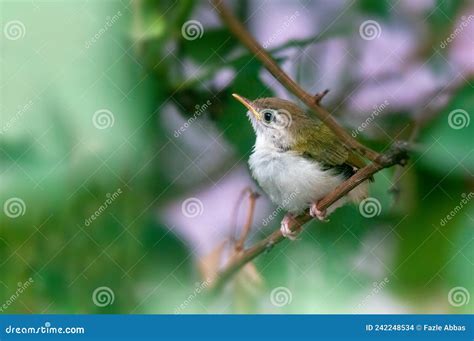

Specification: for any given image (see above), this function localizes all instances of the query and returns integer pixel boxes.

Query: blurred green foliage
[0,0,472,314]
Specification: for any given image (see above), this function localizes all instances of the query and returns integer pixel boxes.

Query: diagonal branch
[211,0,381,162]
[234,190,259,252]
[208,0,410,292]
[211,142,409,291]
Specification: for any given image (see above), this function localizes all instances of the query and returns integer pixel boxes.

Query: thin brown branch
[234,191,259,252]
[211,0,381,162]
[210,142,410,292]
[389,121,420,204]
[208,0,411,292]
[388,78,469,204]
[230,187,253,242]
[313,89,330,104]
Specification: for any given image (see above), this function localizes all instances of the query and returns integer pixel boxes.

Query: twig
[313,89,330,104]
[388,78,469,204]
[211,0,381,162]
[234,191,259,252]
[230,187,253,242]
[211,142,410,291]
[389,121,420,204]
[208,0,411,292]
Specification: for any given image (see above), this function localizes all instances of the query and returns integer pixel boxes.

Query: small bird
[233,93,369,239]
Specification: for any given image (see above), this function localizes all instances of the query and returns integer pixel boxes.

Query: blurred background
[0,0,473,314]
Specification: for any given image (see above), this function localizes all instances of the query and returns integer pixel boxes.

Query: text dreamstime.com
[4,323,85,335]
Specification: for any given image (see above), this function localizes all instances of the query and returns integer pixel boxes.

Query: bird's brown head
[232,93,311,148]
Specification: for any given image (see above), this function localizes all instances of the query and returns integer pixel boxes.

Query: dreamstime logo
[0,277,34,313]
[351,100,390,137]
[3,20,26,40]
[448,109,470,130]
[262,190,300,226]
[262,11,300,48]
[92,109,115,130]
[359,20,382,40]
[273,109,293,130]
[174,100,212,138]
[92,286,115,307]
[84,188,123,227]
[439,192,473,227]
[85,10,122,49]
[356,277,390,311]
[448,286,470,307]
[181,20,203,40]
[440,15,474,49]
[270,286,292,307]
[181,197,204,218]
[174,279,212,314]
[3,197,26,218]
[0,99,34,135]
[358,197,381,218]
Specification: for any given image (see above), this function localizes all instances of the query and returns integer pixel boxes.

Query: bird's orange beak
[232,93,261,120]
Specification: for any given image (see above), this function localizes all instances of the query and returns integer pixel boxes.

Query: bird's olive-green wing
[293,121,366,170]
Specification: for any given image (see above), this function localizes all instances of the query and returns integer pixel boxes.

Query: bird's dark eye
[263,110,273,123]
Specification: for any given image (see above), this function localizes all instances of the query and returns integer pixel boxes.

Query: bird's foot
[310,201,329,222]
[280,213,300,240]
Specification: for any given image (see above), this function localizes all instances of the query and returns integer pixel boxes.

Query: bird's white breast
[249,142,346,214]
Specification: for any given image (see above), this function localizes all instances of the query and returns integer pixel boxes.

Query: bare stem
[211,0,380,162]
[234,191,259,252]
[208,0,411,292]
[211,142,409,292]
